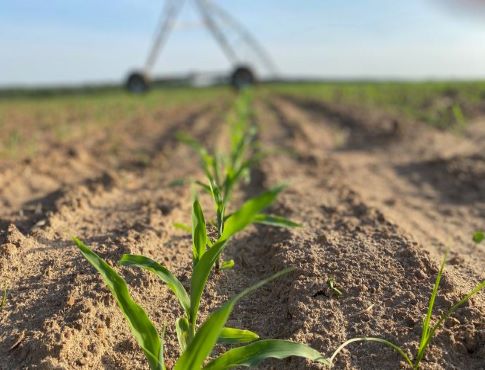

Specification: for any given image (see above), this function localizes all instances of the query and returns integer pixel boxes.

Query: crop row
[75,89,484,369]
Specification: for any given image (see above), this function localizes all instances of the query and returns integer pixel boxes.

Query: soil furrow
[0,103,211,235]
[238,99,485,369]
[0,91,483,370]
[279,96,485,285]
[0,101,230,369]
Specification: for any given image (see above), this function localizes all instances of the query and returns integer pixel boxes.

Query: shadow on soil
[281,95,403,151]
[395,153,485,206]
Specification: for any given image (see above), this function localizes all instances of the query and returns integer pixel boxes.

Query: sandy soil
[0,92,483,369]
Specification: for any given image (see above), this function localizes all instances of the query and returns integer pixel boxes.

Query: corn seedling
[177,91,258,240]
[121,185,291,345]
[329,254,485,369]
[74,239,330,369]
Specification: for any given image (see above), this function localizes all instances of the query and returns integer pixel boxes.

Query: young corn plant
[329,255,485,369]
[74,182,323,368]
[178,89,299,269]
[177,90,257,240]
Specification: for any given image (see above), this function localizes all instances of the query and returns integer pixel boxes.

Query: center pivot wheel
[230,66,256,90]
[125,72,151,94]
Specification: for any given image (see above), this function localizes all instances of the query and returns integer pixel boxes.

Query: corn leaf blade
[119,254,191,317]
[253,214,301,228]
[221,186,285,241]
[176,268,293,370]
[195,180,212,195]
[218,327,259,344]
[176,317,191,352]
[74,239,163,370]
[204,339,330,369]
[190,240,228,325]
[174,299,232,370]
[192,199,208,265]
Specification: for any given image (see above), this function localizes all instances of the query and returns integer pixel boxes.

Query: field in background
[3,81,485,162]
[0,86,227,160]
[269,81,485,129]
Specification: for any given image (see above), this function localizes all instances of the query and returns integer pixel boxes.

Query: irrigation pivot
[125,0,276,93]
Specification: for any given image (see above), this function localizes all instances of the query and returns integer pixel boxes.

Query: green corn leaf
[253,214,301,228]
[74,239,163,370]
[217,327,259,344]
[431,278,485,336]
[177,132,215,184]
[175,297,231,370]
[225,157,259,193]
[202,155,216,185]
[175,268,293,370]
[176,132,205,154]
[223,160,252,202]
[209,181,224,207]
[204,339,330,369]
[195,180,212,195]
[473,231,484,244]
[190,240,228,326]
[192,199,208,265]
[118,254,191,317]
[212,153,223,188]
[176,317,191,352]
[221,186,285,241]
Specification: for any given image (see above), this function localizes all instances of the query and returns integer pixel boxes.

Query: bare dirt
[0,92,483,370]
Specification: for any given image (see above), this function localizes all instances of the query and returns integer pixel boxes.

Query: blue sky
[1,0,485,86]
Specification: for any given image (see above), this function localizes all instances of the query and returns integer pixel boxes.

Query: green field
[266,81,485,129]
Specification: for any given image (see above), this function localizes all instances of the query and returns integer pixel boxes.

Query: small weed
[326,277,343,298]
[329,254,485,369]
[173,222,192,233]
[473,231,484,244]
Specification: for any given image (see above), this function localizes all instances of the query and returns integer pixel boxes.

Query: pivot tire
[230,66,256,90]
[125,72,150,94]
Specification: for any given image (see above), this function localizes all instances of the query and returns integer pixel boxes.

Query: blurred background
[2,0,485,88]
